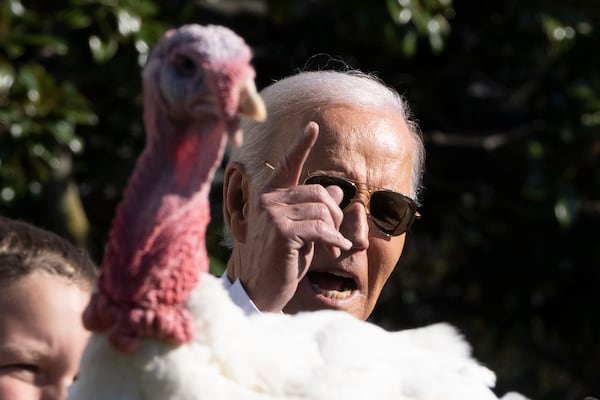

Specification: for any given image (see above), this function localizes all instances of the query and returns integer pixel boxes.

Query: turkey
[70,24,524,400]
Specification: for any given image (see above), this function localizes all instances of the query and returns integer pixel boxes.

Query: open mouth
[307,271,358,300]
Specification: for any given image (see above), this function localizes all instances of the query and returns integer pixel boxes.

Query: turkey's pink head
[143,24,265,146]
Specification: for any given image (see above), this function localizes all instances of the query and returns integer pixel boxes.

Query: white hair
[231,70,425,200]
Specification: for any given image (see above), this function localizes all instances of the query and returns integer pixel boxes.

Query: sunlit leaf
[554,192,578,228]
[8,0,25,17]
[50,120,75,144]
[17,64,42,92]
[116,8,141,36]
[0,61,15,96]
[88,35,118,63]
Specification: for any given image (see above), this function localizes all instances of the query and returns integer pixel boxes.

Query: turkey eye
[174,55,196,76]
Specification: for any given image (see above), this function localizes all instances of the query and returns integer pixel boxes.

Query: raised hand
[239,121,353,312]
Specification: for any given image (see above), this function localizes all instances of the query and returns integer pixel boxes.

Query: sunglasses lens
[304,175,356,209]
[370,191,416,236]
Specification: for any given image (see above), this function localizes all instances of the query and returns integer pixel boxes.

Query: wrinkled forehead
[269,103,411,153]
[313,104,409,138]
[318,104,413,166]
[255,104,413,194]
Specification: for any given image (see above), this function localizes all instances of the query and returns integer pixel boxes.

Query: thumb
[266,121,319,189]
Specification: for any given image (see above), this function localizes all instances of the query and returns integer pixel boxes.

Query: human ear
[223,162,249,243]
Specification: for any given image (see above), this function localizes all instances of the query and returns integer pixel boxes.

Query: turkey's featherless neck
[108,113,225,266]
[83,109,228,352]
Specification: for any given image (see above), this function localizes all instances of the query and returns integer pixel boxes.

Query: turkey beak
[238,79,266,122]
[229,79,266,147]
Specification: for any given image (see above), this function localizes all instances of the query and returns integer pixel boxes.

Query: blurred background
[1,1,598,398]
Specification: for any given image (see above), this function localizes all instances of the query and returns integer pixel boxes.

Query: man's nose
[339,201,370,250]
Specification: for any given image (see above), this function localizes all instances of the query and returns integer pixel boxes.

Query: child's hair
[0,216,98,288]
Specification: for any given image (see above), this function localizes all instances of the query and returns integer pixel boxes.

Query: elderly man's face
[282,105,415,320]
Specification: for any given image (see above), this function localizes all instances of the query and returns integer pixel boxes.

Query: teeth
[329,271,353,278]
[311,283,353,300]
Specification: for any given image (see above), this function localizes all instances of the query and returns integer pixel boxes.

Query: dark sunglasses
[303,171,420,237]
[262,161,420,236]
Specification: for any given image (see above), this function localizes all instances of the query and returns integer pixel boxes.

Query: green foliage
[0,0,167,244]
[1,1,598,398]
[386,0,453,55]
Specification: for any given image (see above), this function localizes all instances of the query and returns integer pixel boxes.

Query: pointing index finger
[266,121,319,188]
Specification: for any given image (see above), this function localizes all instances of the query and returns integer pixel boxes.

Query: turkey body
[72,273,500,400]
